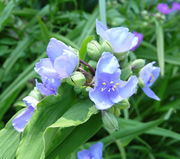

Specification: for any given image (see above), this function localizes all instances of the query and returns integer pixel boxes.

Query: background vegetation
[0,0,180,158]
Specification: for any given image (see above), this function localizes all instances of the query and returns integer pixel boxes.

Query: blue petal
[36,79,57,96]
[148,67,160,87]
[96,52,121,82]
[117,76,138,99]
[96,19,109,40]
[54,51,78,79]
[139,62,155,84]
[89,142,103,159]
[142,86,160,101]
[77,150,90,159]
[23,96,38,109]
[34,58,59,79]
[46,38,71,62]
[12,107,34,132]
[89,87,114,110]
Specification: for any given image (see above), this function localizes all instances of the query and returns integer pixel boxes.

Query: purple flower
[172,2,180,11]
[12,96,38,132]
[35,38,78,96]
[89,52,138,110]
[77,142,103,159]
[96,19,138,53]
[131,31,143,51]
[157,3,171,14]
[139,62,160,101]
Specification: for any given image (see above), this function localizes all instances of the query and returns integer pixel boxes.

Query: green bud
[114,52,129,60]
[87,40,102,60]
[120,65,132,81]
[138,77,145,88]
[101,40,113,53]
[131,59,145,70]
[114,107,121,117]
[71,71,86,86]
[114,99,130,109]
[73,86,82,94]
[29,87,42,100]
[88,60,97,68]
[102,111,119,133]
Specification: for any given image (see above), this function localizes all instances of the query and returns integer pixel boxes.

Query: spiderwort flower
[139,62,160,101]
[89,52,138,110]
[96,19,138,53]
[77,142,103,159]
[172,2,180,11]
[12,96,38,132]
[131,31,143,51]
[35,38,78,95]
[157,3,171,14]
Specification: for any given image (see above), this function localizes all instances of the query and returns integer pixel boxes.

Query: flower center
[101,81,119,92]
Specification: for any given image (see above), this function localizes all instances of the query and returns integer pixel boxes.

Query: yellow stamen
[112,88,115,91]
[101,88,104,92]
[116,83,119,85]
[110,81,114,84]
[103,82,106,85]
[114,85,117,88]
[150,74,154,83]
[51,88,54,91]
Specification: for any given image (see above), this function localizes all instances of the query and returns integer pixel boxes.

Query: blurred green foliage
[0,0,180,158]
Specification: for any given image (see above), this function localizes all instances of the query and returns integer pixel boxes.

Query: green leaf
[155,20,165,76]
[0,111,21,159]
[16,83,98,159]
[79,35,94,60]
[46,113,102,159]
[99,0,107,25]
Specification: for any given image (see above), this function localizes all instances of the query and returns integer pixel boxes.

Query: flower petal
[172,2,180,11]
[157,3,171,14]
[54,51,78,79]
[96,19,109,40]
[34,58,59,78]
[142,86,160,101]
[131,31,143,51]
[96,52,121,81]
[36,79,56,96]
[77,150,90,159]
[12,107,34,132]
[148,67,160,87]
[117,76,138,99]
[89,142,103,159]
[46,38,71,62]
[89,87,114,110]
[23,96,38,109]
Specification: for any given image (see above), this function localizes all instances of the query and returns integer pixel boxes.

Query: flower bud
[29,87,42,100]
[138,77,145,88]
[114,107,121,117]
[131,59,145,71]
[88,60,97,68]
[71,71,86,86]
[102,111,119,133]
[120,65,132,81]
[114,99,130,109]
[87,40,102,60]
[101,40,113,53]
[74,86,82,94]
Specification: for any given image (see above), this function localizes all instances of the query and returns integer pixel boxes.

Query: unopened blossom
[172,2,180,11]
[89,52,138,110]
[96,19,138,53]
[131,31,143,51]
[157,3,171,14]
[77,142,103,159]
[139,62,160,101]
[12,96,38,132]
[35,38,78,95]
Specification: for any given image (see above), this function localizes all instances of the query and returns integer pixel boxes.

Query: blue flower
[131,31,143,51]
[89,52,138,110]
[139,62,160,101]
[12,96,38,132]
[96,19,138,53]
[77,142,103,159]
[35,38,78,96]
